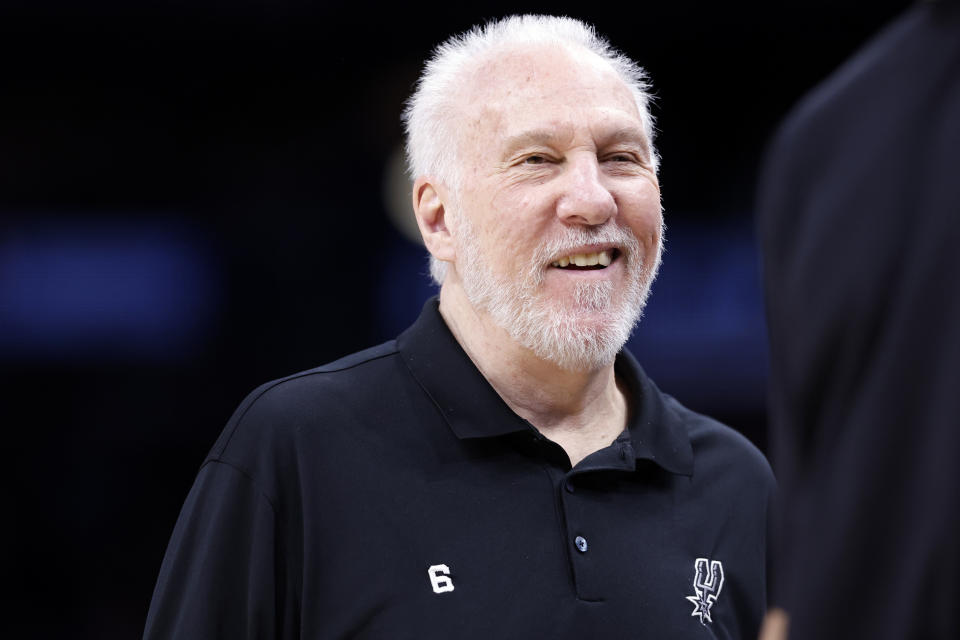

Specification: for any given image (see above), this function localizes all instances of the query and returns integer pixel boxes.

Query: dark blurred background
[1,1,906,637]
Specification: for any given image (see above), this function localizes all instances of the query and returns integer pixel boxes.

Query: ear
[412,176,456,264]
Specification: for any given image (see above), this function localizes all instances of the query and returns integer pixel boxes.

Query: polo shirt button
[575,535,588,553]
[565,480,575,494]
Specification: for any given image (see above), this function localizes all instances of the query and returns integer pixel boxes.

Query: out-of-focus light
[381,145,423,245]
[0,217,220,362]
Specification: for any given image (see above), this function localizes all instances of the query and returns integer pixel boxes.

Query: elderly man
[144,15,773,639]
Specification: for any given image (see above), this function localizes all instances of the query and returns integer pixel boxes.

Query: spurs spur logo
[685,557,724,624]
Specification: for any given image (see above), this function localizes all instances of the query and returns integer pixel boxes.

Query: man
[757,1,960,638]
[144,15,773,638]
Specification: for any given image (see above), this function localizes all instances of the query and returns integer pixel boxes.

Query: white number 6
[427,564,455,594]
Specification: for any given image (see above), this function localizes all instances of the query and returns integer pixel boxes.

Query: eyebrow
[598,126,651,160]
[499,129,566,159]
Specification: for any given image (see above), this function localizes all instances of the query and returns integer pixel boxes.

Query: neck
[438,281,628,466]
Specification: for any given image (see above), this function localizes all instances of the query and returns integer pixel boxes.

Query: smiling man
[144,15,773,639]
[410,33,664,468]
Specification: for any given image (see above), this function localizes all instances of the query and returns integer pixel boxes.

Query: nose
[555,154,617,226]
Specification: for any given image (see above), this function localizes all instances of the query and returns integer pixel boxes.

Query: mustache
[532,223,641,264]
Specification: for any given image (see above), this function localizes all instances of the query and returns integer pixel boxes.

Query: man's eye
[524,155,547,165]
[606,153,636,163]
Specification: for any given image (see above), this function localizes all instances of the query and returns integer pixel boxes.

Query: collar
[397,297,693,476]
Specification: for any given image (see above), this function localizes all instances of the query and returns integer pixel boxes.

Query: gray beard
[455,218,659,371]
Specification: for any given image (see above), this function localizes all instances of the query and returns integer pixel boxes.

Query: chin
[511,297,640,372]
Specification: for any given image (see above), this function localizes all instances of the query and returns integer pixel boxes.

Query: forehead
[457,44,643,144]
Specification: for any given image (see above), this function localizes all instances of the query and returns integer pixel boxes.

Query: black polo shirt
[144,298,773,639]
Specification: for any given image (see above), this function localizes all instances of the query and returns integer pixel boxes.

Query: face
[448,44,663,371]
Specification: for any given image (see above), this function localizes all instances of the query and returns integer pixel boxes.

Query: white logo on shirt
[427,564,455,594]
[685,557,724,624]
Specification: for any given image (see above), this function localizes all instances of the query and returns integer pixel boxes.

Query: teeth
[551,250,614,268]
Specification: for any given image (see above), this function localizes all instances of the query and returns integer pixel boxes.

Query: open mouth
[550,249,620,270]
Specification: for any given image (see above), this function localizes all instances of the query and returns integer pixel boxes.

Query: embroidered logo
[427,564,455,594]
[685,557,724,624]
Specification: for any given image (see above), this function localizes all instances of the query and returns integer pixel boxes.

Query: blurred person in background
[144,15,774,638]
[757,1,960,638]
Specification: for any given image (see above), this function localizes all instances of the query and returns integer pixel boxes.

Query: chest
[291,448,763,639]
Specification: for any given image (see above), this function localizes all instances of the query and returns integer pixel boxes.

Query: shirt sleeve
[143,459,293,639]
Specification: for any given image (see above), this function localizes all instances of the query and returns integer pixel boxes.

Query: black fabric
[757,3,960,638]
[144,298,773,639]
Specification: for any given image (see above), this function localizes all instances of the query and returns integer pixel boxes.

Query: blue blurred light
[0,218,219,362]
[627,220,768,411]
[375,236,437,341]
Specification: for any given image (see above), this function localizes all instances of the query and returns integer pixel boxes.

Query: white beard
[454,216,661,371]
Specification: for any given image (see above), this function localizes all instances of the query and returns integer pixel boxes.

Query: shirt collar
[397,297,693,476]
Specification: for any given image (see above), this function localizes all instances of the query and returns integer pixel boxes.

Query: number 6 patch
[427,564,455,594]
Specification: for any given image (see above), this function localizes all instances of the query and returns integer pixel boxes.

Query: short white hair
[402,14,658,285]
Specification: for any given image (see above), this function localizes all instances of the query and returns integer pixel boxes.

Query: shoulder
[666,394,774,490]
[229,340,399,423]
[761,4,939,183]
[204,340,408,479]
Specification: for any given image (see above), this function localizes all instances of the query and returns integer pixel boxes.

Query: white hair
[401,15,658,285]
